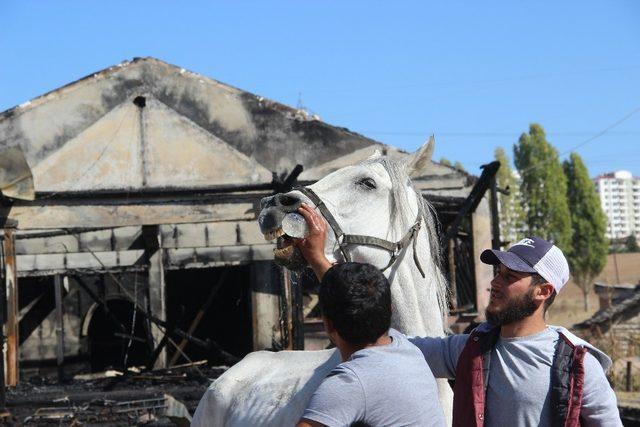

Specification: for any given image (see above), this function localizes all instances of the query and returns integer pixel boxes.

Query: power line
[557,107,640,156]
[519,106,640,174]
[457,107,640,172]
[360,130,640,137]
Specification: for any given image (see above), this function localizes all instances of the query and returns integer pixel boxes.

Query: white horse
[192,139,453,426]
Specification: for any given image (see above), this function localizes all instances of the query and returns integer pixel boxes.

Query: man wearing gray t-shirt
[297,262,446,427]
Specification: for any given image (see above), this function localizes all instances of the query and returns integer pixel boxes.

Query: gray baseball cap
[480,237,570,292]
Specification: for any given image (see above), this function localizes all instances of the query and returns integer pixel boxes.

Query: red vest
[452,325,587,427]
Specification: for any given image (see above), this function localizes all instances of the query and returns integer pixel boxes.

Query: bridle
[294,186,426,278]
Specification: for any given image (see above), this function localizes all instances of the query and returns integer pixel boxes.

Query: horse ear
[406,135,435,178]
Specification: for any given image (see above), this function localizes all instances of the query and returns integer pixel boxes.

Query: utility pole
[611,237,621,284]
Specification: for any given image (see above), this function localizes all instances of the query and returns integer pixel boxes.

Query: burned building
[0,57,494,384]
[573,283,640,358]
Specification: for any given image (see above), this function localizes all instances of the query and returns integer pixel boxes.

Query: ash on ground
[3,362,226,426]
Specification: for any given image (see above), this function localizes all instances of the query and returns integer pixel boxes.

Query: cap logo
[512,238,535,248]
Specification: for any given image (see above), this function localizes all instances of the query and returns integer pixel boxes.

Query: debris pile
[6,361,226,426]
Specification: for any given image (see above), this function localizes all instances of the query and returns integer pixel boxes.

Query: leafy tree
[453,161,466,172]
[494,147,525,246]
[626,234,639,253]
[514,124,572,252]
[563,152,607,311]
[439,158,452,167]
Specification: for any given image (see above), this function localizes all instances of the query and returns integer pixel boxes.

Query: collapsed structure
[574,283,640,357]
[0,57,495,385]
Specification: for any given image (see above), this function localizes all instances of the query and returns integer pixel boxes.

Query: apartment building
[593,170,640,239]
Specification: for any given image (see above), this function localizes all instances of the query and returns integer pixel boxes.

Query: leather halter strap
[294,186,426,278]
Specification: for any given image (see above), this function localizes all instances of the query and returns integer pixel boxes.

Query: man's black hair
[319,262,391,345]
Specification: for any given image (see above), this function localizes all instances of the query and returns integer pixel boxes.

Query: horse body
[193,140,453,426]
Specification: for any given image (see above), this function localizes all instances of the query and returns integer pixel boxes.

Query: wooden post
[447,238,458,310]
[250,262,281,351]
[626,360,632,392]
[54,275,65,382]
[489,176,501,250]
[0,229,9,406]
[612,238,621,284]
[144,225,166,368]
[471,198,494,320]
[2,226,18,386]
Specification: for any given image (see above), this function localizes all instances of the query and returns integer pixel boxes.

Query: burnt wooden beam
[489,175,502,250]
[274,164,304,193]
[143,225,166,368]
[441,161,500,248]
[32,183,278,201]
[168,268,230,366]
[423,194,467,206]
[2,225,18,386]
[73,275,127,334]
[18,284,57,346]
[54,275,65,383]
[146,333,171,370]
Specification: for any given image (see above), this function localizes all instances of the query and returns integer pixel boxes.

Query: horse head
[259,139,435,270]
[258,138,447,336]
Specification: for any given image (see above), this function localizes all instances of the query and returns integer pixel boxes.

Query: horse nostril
[277,194,301,208]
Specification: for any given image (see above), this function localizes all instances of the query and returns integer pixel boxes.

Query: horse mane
[363,156,450,323]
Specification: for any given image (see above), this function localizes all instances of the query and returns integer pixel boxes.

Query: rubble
[6,362,225,425]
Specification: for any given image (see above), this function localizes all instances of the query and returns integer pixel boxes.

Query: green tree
[453,161,466,172]
[439,157,452,167]
[563,152,607,311]
[494,147,525,246]
[514,124,572,251]
[626,234,639,253]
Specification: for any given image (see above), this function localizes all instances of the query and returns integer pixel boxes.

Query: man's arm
[295,203,332,280]
[580,353,623,426]
[408,334,469,379]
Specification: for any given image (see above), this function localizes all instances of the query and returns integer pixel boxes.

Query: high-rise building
[593,170,640,239]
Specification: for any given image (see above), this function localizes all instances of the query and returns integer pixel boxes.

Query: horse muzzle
[258,193,308,270]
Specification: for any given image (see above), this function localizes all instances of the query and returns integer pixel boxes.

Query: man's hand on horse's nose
[295,204,332,279]
[295,203,327,256]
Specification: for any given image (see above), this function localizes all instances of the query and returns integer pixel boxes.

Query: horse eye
[358,177,377,189]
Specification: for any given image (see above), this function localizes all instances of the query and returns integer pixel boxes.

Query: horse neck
[387,226,446,338]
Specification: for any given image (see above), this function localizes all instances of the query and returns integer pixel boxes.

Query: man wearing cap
[294,205,621,426]
[406,236,621,427]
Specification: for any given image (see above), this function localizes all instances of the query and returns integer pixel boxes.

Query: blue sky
[1,1,639,176]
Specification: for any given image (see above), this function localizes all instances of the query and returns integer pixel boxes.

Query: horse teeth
[273,246,293,257]
[263,227,284,241]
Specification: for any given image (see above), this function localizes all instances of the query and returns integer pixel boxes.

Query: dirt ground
[546,252,640,328]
